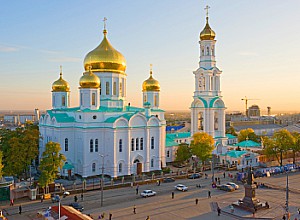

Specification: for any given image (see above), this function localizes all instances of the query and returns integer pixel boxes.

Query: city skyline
[1,1,300,113]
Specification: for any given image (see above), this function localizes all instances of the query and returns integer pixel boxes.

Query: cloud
[238,52,259,57]
[0,45,19,52]
[47,56,81,62]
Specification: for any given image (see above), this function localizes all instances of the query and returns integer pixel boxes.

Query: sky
[0,1,300,114]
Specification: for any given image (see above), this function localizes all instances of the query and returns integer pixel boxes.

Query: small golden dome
[84,29,126,74]
[52,68,70,92]
[142,69,160,92]
[79,67,100,89]
[200,17,216,41]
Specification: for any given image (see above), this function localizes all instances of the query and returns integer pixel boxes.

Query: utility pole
[100,154,107,207]
[286,171,289,218]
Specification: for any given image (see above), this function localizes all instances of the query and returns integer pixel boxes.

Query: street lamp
[99,154,108,207]
[285,171,289,218]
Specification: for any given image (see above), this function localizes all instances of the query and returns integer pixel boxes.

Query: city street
[2,171,300,219]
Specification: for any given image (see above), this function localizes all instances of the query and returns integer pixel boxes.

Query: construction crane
[241,96,259,117]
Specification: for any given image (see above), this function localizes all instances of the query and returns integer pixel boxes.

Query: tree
[291,132,300,164]
[1,125,39,177]
[190,132,214,164]
[238,128,259,142]
[226,126,237,136]
[175,143,191,163]
[0,151,3,179]
[263,129,295,166]
[38,142,66,189]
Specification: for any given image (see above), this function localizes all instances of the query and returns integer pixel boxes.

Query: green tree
[38,142,66,189]
[291,132,300,164]
[263,129,295,166]
[238,128,259,142]
[226,126,237,136]
[0,151,3,179]
[1,125,39,177]
[175,143,191,163]
[190,132,214,164]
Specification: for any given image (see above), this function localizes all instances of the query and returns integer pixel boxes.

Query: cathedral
[39,22,166,178]
[191,7,227,153]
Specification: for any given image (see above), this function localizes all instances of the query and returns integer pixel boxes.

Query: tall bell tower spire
[191,6,227,153]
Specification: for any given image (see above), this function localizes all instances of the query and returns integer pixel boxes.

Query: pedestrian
[81,193,83,201]
[223,172,226,178]
[195,198,198,205]
[208,190,211,198]
[74,195,78,202]
[41,194,44,203]
[109,213,112,220]
[146,216,150,220]
[172,191,174,199]
[218,177,221,185]
[205,173,208,179]
[217,207,221,216]
[136,184,139,195]
[10,199,14,206]
[133,205,136,214]
[282,214,286,220]
[215,177,217,182]
[19,205,22,215]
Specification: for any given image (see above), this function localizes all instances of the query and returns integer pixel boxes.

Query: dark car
[188,173,202,179]
[163,177,175,183]
[69,203,84,212]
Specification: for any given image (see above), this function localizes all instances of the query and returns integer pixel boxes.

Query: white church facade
[39,24,166,178]
[191,8,227,154]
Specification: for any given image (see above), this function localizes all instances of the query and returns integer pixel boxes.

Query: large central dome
[84,29,126,74]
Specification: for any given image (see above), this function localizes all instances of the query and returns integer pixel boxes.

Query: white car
[140,190,156,197]
[226,182,239,190]
[175,184,188,192]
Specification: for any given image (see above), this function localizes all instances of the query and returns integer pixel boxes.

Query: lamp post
[211,155,215,183]
[99,154,108,207]
[286,171,289,218]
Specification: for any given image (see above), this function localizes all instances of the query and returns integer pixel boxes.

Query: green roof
[104,113,135,123]
[221,150,248,158]
[47,111,75,123]
[165,132,191,147]
[62,163,74,170]
[235,140,261,148]
[226,134,237,139]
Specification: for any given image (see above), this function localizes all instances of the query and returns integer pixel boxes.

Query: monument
[234,167,263,212]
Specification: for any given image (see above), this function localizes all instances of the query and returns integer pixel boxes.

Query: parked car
[188,173,202,179]
[140,190,156,198]
[163,177,175,183]
[226,182,239,190]
[68,203,84,212]
[175,184,188,192]
[217,184,235,192]
[51,195,60,203]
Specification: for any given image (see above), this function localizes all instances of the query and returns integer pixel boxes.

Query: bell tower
[191,6,227,151]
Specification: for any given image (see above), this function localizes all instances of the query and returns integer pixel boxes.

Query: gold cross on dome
[60,65,63,77]
[103,17,107,30]
[150,64,153,76]
[204,5,210,17]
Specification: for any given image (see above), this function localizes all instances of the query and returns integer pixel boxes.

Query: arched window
[151,137,154,149]
[167,151,170,157]
[106,82,110,95]
[198,112,204,130]
[65,138,68,151]
[100,82,102,95]
[151,159,154,167]
[90,139,93,152]
[206,46,209,55]
[140,138,144,150]
[92,163,96,172]
[80,93,83,105]
[119,82,123,96]
[95,139,98,152]
[131,138,134,151]
[154,95,158,106]
[113,82,117,95]
[62,95,66,106]
[119,139,122,152]
[201,47,204,56]
[144,95,147,103]
[136,138,139,150]
[118,163,122,173]
[92,93,96,106]
[214,112,218,130]
[212,47,215,56]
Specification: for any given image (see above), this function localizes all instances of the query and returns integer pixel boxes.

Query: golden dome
[200,17,216,41]
[52,69,70,92]
[84,29,126,74]
[79,67,100,89]
[142,69,160,92]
